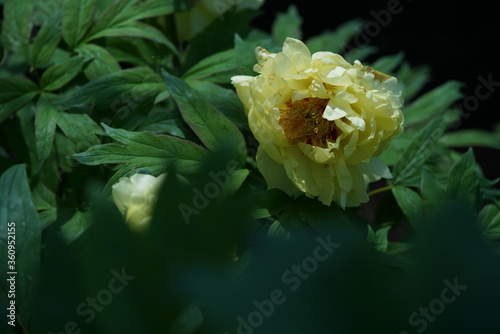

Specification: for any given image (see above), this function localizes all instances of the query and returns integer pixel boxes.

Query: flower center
[279,98,339,149]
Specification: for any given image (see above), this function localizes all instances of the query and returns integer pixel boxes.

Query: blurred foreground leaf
[0,165,40,319]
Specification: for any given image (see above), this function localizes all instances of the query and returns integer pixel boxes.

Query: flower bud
[112,173,166,231]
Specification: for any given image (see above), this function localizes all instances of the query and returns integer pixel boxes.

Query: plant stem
[368,185,393,197]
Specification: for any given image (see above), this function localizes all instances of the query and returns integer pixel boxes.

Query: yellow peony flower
[175,0,265,41]
[112,173,166,231]
[232,37,404,208]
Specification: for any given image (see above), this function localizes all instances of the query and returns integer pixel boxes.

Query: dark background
[253,0,500,181]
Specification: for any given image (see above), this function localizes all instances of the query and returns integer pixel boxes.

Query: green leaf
[73,124,210,190]
[404,81,463,127]
[272,203,309,237]
[478,175,500,204]
[392,186,423,227]
[420,167,446,216]
[62,0,97,49]
[35,94,59,167]
[0,77,39,122]
[31,180,57,211]
[44,47,72,68]
[59,210,93,243]
[378,135,413,166]
[234,34,258,76]
[477,204,500,240]
[60,67,164,110]
[367,225,391,252]
[187,80,248,130]
[136,107,192,139]
[184,9,257,69]
[35,92,102,164]
[255,189,289,218]
[86,0,137,37]
[396,62,431,101]
[40,56,88,91]
[16,104,39,171]
[392,117,448,185]
[53,132,81,173]
[117,0,189,22]
[386,241,413,260]
[163,71,246,163]
[86,22,178,56]
[104,35,169,67]
[30,11,62,68]
[344,46,378,63]
[234,34,276,76]
[298,195,351,234]
[219,168,250,200]
[271,5,302,44]
[440,129,500,150]
[0,165,41,317]
[182,48,238,84]
[445,149,479,210]
[268,220,291,239]
[306,19,364,54]
[56,112,102,151]
[75,43,121,80]
[31,181,58,229]
[370,52,405,75]
[1,0,33,56]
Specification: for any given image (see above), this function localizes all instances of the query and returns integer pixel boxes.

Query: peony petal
[309,79,330,99]
[256,146,300,196]
[320,72,352,86]
[346,115,366,131]
[312,52,351,68]
[254,47,276,71]
[282,37,312,72]
[231,75,254,111]
[358,157,393,182]
[323,101,347,121]
[334,158,353,193]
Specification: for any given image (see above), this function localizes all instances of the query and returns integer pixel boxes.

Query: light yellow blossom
[232,37,404,207]
[112,173,166,231]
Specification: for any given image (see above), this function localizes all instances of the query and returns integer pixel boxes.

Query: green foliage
[391,117,449,186]
[0,1,499,333]
[182,48,238,83]
[404,80,464,128]
[440,128,500,150]
[62,0,97,49]
[306,19,364,54]
[1,0,33,58]
[30,10,63,68]
[40,56,89,91]
[445,148,480,211]
[61,67,164,110]
[163,70,246,163]
[0,78,39,121]
[272,5,302,44]
[73,124,210,190]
